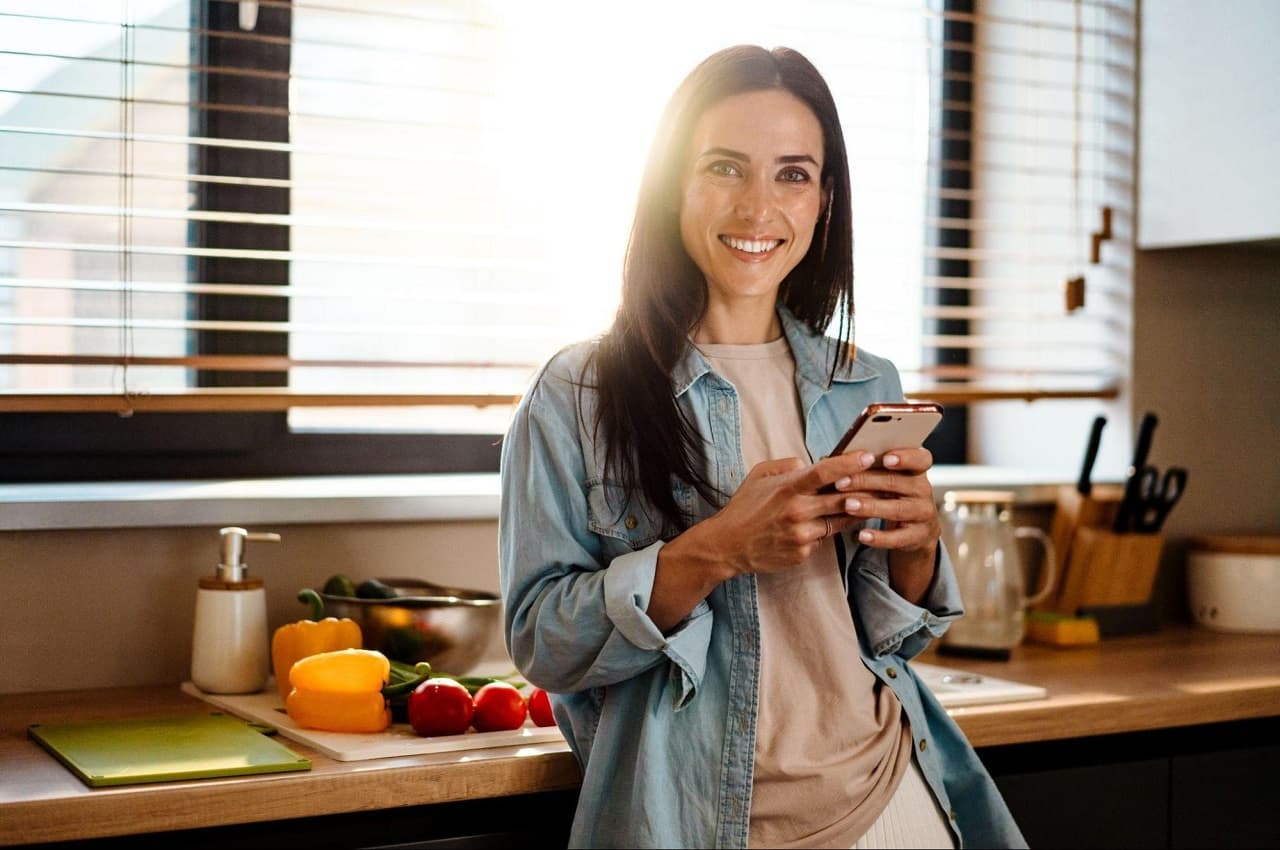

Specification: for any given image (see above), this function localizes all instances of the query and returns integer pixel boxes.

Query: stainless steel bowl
[321,577,501,675]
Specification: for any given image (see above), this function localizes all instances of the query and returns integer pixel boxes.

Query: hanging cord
[1063,0,1087,313]
[117,0,136,416]
[1072,0,1084,292]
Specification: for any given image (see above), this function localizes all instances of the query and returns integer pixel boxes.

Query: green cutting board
[28,712,311,788]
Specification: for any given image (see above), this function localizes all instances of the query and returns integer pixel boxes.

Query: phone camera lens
[872,414,892,422]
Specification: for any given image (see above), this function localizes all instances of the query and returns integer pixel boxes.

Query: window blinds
[0,0,1133,419]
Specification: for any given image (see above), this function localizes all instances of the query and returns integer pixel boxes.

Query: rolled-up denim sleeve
[498,369,713,702]
[848,536,964,660]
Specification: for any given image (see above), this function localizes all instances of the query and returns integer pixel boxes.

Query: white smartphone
[829,402,944,468]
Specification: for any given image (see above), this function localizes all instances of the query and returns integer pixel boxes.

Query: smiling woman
[498,44,1026,850]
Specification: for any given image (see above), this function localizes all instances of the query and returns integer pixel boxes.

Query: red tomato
[528,687,556,727]
[471,681,528,732]
[407,678,473,736]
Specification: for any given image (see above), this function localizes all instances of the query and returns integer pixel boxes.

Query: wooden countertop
[918,626,1280,748]
[3,626,1278,845]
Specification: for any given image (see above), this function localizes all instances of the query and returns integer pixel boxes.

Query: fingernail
[845,497,861,512]
[884,453,899,467]
[859,529,874,543]
[860,452,875,468]
[835,476,852,490]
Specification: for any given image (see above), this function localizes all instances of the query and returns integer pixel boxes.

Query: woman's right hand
[650,454,873,630]
[697,455,870,575]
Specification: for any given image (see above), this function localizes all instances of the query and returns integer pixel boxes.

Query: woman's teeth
[720,236,782,254]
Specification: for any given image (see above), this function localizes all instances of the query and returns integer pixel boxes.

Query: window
[0,0,1135,482]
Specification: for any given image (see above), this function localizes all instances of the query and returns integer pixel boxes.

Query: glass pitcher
[939,490,1057,652]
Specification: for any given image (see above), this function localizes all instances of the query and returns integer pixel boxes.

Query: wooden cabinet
[1138,0,1280,248]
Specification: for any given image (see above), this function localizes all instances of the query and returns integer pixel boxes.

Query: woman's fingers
[819,446,940,551]
[854,522,937,550]
[840,492,934,523]
[796,452,876,494]
[880,447,932,473]
[750,456,809,479]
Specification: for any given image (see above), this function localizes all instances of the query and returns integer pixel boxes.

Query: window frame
[920,0,974,466]
[0,0,968,482]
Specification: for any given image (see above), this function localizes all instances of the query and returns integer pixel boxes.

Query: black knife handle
[1077,415,1106,496]
[1113,412,1158,532]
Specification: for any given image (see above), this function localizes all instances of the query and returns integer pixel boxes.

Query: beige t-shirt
[699,337,912,850]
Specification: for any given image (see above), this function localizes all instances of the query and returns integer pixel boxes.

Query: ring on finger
[822,516,832,539]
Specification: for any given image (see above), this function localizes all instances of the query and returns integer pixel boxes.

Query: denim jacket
[498,307,1027,849]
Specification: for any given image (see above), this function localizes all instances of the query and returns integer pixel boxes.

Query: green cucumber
[322,573,357,597]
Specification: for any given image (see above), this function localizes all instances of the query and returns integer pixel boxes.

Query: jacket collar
[671,304,877,398]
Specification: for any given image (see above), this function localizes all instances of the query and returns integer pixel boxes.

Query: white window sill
[0,467,1083,532]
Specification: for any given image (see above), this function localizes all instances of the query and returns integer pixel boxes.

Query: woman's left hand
[834,448,941,602]
[834,448,940,555]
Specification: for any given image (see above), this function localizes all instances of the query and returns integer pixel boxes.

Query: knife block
[1038,484,1122,615]
[1051,526,1165,617]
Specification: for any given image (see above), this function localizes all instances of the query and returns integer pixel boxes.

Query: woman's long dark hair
[590,45,855,534]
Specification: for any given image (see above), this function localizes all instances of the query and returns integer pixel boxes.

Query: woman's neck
[691,299,782,345]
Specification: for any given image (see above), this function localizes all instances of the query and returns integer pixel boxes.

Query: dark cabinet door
[980,717,1280,850]
[993,758,1169,849]
[1170,744,1280,849]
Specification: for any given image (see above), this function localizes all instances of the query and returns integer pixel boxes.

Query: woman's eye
[708,161,741,177]
[779,167,811,183]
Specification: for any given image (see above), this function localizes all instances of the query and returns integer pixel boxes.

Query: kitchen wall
[1,520,508,694]
[1132,241,1280,620]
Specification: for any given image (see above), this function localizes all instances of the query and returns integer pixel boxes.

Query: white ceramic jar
[1187,535,1280,634]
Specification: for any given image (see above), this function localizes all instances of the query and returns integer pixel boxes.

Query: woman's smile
[718,234,785,260]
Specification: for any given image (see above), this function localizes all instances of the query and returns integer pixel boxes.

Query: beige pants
[851,756,956,849]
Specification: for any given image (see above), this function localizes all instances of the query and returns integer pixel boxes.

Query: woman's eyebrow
[696,147,819,167]
[698,146,749,161]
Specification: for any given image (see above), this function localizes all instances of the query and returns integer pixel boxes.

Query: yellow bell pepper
[286,648,391,733]
[271,588,363,701]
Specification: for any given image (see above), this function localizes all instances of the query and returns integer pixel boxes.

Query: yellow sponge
[1026,612,1100,646]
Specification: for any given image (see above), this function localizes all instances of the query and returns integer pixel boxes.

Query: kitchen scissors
[1133,465,1187,533]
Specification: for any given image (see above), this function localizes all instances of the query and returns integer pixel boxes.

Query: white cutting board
[180,680,564,762]
[912,661,1047,707]
[183,662,1041,761]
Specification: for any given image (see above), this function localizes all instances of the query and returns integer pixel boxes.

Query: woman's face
[679,88,827,311]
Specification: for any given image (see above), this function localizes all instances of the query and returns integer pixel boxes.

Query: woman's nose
[733,176,775,224]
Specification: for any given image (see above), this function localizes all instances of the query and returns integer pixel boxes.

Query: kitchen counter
[3,625,1278,846]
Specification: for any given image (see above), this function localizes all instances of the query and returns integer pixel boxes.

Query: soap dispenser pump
[191,526,281,694]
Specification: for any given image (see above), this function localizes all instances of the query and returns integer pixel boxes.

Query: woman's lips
[719,234,784,261]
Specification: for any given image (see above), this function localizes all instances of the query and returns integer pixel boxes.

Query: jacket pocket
[586,480,663,551]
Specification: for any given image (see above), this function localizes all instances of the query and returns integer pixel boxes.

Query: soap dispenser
[191,526,281,694]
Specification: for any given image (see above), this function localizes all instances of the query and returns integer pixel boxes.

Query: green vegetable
[383,626,426,662]
[297,588,326,620]
[381,661,525,723]
[384,659,434,722]
[383,660,434,696]
[436,671,526,696]
[355,578,398,599]
[322,573,357,597]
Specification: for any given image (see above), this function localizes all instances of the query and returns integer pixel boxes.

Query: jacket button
[918,738,928,752]
[886,667,898,679]
[625,515,638,530]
